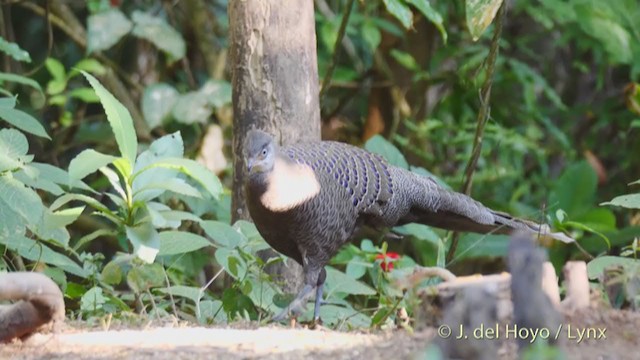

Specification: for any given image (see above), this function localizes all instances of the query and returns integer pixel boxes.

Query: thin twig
[314,0,364,72]
[319,0,356,99]
[447,4,507,263]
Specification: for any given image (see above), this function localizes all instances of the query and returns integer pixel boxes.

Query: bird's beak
[246,159,254,173]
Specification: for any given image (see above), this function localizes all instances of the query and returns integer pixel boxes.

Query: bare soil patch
[1,308,637,360]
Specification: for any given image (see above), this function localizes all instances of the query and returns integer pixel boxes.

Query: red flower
[375,252,401,272]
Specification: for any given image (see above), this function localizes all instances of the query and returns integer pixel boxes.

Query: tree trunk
[229,0,321,294]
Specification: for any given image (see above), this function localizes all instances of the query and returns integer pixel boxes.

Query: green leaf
[0,106,51,139]
[576,4,632,64]
[364,135,409,169]
[198,299,227,323]
[134,157,222,200]
[215,248,247,279]
[325,266,376,296]
[14,168,64,195]
[390,49,420,71]
[587,256,640,280]
[132,132,184,200]
[50,193,112,215]
[69,58,107,78]
[382,0,413,29]
[68,149,118,180]
[101,260,123,285]
[100,166,127,200]
[454,233,509,260]
[0,128,30,172]
[466,0,504,41]
[201,220,246,248]
[135,178,202,202]
[46,79,67,96]
[126,263,164,293]
[141,83,179,129]
[126,222,160,263]
[200,80,232,108]
[393,223,440,245]
[360,239,376,253]
[131,11,186,62]
[76,229,117,252]
[87,9,133,53]
[80,286,106,312]
[158,285,203,304]
[1,235,88,278]
[601,194,640,209]
[31,162,93,192]
[405,0,447,43]
[0,174,45,231]
[171,91,212,124]
[158,230,212,256]
[45,206,85,229]
[361,21,381,52]
[0,72,42,93]
[222,287,257,320]
[549,161,597,218]
[69,87,100,103]
[155,209,202,224]
[82,71,138,167]
[45,58,66,81]
[346,256,369,279]
[0,36,31,63]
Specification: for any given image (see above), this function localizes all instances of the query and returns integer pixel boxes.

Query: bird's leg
[272,283,315,322]
[312,268,327,323]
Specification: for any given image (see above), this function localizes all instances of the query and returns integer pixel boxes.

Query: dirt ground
[1,308,638,360]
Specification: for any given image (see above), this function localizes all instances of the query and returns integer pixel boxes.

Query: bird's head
[244,129,276,175]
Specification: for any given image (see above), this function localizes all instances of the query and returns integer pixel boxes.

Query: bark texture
[229,0,321,293]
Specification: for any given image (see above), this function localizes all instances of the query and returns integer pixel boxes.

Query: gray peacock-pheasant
[243,129,572,321]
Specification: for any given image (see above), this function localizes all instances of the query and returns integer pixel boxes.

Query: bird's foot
[271,284,315,322]
[309,316,324,330]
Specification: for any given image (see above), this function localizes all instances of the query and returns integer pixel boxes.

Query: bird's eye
[261,148,267,156]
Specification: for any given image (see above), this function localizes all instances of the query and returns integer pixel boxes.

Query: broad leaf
[0,106,50,139]
[83,72,138,168]
[587,256,640,280]
[141,83,178,129]
[87,9,133,53]
[0,72,42,93]
[134,178,202,202]
[126,222,160,263]
[382,0,413,29]
[325,266,376,296]
[1,235,88,278]
[158,231,212,256]
[550,161,597,218]
[365,135,409,169]
[602,194,640,209]
[132,132,184,200]
[466,0,504,41]
[405,0,447,42]
[158,285,203,304]
[172,91,212,124]
[0,128,30,172]
[135,157,222,200]
[68,149,118,180]
[201,80,232,108]
[0,174,45,231]
[126,263,164,293]
[201,220,245,248]
[0,36,31,63]
[131,11,186,62]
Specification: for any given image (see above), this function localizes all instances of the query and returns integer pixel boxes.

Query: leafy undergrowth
[1,2,640,355]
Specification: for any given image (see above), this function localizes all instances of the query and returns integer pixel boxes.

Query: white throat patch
[260,157,320,212]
